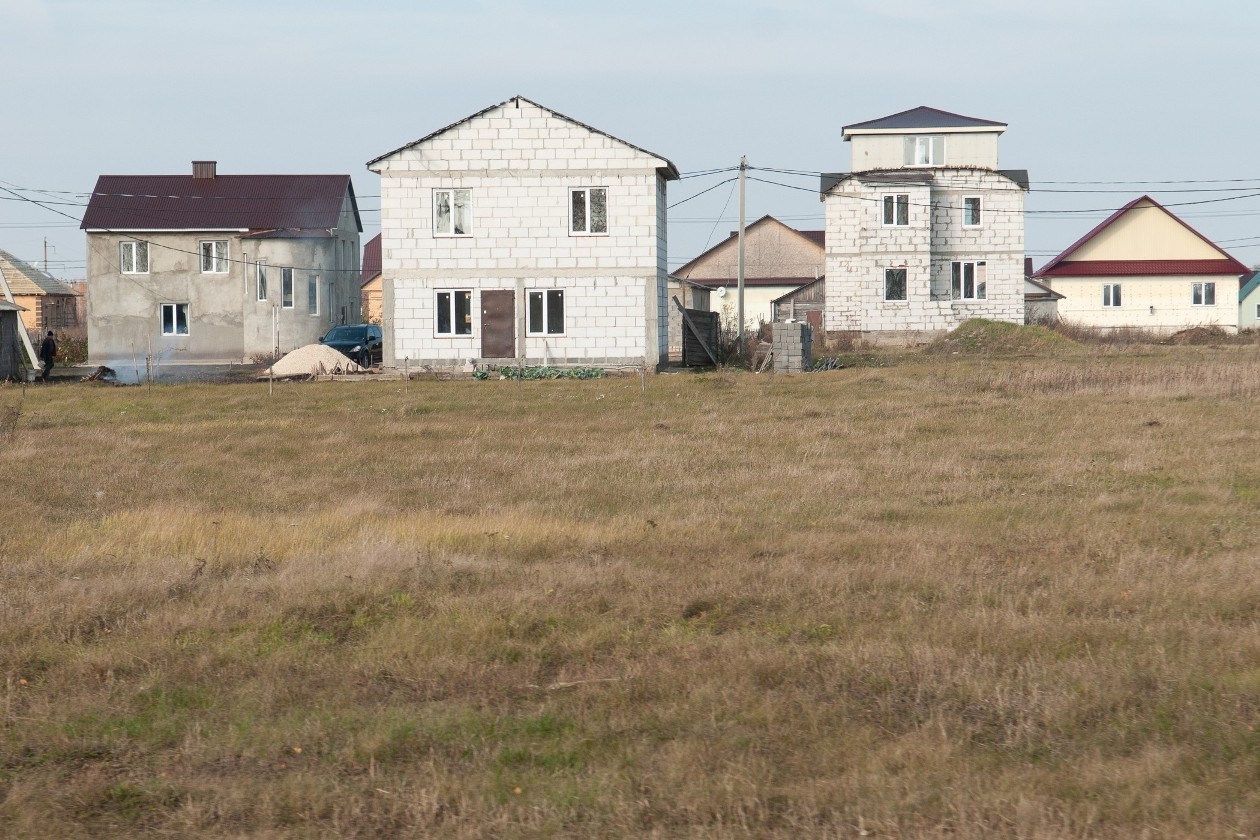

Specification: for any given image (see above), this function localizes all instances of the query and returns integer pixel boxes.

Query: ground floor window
[884,267,907,301]
[436,290,473,335]
[308,275,319,316]
[282,268,294,308]
[1103,283,1121,307]
[527,289,565,335]
[160,303,189,336]
[1192,282,1216,306]
[951,261,987,300]
[256,261,267,300]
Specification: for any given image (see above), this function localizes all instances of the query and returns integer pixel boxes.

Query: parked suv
[319,324,383,368]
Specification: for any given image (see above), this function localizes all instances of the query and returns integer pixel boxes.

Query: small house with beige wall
[0,248,80,333]
[360,233,382,324]
[671,215,824,334]
[1034,196,1247,333]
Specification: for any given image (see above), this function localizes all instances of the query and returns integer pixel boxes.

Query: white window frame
[884,267,907,302]
[527,288,565,336]
[160,303,189,336]
[1192,281,1216,306]
[434,289,473,337]
[433,188,472,237]
[307,275,319,316]
[120,240,149,274]
[256,260,267,301]
[951,261,988,301]
[963,196,982,227]
[882,194,910,227]
[905,135,945,167]
[199,240,228,273]
[1102,283,1122,308]
[569,187,608,236]
[281,267,294,309]
[1255,302,1259,319]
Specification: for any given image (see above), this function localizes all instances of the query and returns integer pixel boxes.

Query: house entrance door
[480,290,515,358]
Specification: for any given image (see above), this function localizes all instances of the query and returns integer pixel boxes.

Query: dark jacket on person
[39,335,56,363]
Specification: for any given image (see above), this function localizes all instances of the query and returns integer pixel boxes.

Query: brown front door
[480,290,515,358]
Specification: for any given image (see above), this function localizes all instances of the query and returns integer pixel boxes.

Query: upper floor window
[882,194,909,226]
[1103,283,1122,308]
[200,240,228,273]
[120,240,149,274]
[256,261,267,301]
[527,289,565,336]
[963,196,982,227]
[570,188,608,235]
[951,261,987,300]
[904,135,945,167]
[1192,282,1216,306]
[884,268,907,301]
[434,189,471,236]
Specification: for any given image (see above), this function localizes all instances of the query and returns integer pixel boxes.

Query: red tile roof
[1037,259,1248,278]
[80,174,361,233]
[1035,195,1247,278]
[360,233,381,287]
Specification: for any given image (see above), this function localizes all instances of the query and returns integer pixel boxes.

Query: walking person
[39,330,56,382]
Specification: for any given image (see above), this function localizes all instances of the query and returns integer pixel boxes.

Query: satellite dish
[716,286,727,298]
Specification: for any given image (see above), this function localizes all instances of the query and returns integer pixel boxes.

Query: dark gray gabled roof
[367,95,680,180]
[843,106,1006,135]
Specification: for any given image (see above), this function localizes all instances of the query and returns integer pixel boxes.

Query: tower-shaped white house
[822,106,1028,340]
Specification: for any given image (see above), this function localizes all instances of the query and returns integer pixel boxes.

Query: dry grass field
[4,342,1260,837]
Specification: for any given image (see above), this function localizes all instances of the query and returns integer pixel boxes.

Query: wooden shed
[0,300,29,381]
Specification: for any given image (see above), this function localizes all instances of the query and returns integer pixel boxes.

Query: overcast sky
[4,0,1259,278]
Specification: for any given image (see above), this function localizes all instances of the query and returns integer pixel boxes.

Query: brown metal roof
[360,233,381,287]
[80,173,361,233]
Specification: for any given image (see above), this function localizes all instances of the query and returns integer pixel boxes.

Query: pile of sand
[264,344,364,378]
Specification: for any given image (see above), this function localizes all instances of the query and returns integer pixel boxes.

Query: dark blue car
[319,324,383,368]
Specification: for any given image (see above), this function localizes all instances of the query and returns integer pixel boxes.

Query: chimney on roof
[193,161,217,179]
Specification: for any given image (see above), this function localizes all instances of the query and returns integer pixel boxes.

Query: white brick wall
[824,169,1026,336]
[371,99,672,368]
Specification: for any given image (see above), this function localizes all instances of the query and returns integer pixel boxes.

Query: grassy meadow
[4,341,1260,837]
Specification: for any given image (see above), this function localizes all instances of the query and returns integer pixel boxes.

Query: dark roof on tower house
[842,106,1007,134]
[80,172,361,233]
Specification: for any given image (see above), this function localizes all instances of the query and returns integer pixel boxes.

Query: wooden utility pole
[737,156,747,355]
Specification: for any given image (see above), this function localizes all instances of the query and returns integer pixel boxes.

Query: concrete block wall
[772,321,812,373]
[371,99,671,368]
[823,169,1026,337]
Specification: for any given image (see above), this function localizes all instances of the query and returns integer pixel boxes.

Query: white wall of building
[1053,274,1240,332]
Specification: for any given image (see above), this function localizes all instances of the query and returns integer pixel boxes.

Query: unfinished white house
[367,96,679,370]
[821,106,1029,342]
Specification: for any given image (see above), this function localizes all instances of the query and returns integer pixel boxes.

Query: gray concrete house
[81,161,362,364]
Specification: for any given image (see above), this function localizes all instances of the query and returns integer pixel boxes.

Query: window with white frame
[963,196,982,227]
[199,240,228,273]
[160,303,189,336]
[256,261,267,301]
[951,261,987,300]
[435,290,473,335]
[120,240,149,274]
[527,289,565,335]
[882,194,909,226]
[570,188,608,235]
[307,275,318,315]
[1192,281,1216,306]
[282,268,294,309]
[1255,303,1260,319]
[904,135,945,167]
[1102,283,1122,307]
[433,188,471,236]
[884,267,907,301]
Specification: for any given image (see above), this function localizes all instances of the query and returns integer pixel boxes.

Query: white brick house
[821,106,1029,341]
[367,96,678,370]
